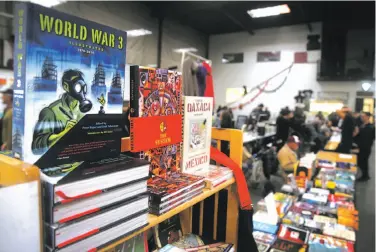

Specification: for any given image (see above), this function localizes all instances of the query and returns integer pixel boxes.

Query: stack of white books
[43,154,150,251]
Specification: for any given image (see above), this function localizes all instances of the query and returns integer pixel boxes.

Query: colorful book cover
[253,221,279,234]
[193,165,233,189]
[13,3,126,169]
[130,66,182,177]
[112,232,149,252]
[154,215,183,248]
[171,234,205,249]
[277,225,309,245]
[270,239,306,252]
[308,233,354,252]
[185,242,233,252]
[253,231,276,244]
[256,241,271,252]
[148,172,204,203]
[181,96,213,174]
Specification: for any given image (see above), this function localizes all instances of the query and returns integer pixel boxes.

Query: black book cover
[154,215,182,248]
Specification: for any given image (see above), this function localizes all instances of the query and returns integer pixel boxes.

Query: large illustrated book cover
[181,96,213,174]
[130,66,182,177]
[13,2,126,169]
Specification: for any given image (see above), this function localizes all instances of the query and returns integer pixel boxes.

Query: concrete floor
[249,149,375,251]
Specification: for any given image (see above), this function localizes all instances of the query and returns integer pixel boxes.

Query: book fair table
[324,132,341,151]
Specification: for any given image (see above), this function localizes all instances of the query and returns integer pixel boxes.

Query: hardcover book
[49,212,148,252]
[130,66,182,177]
[13,2,126,169]
[181,96,213,174]
[45,195,148,249]
[148,172,205,204]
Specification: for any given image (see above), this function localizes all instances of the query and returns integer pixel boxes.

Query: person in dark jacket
[335,107,355,154]
[275,107,294,151]
[220,107,233,156]
[356,112,375,181]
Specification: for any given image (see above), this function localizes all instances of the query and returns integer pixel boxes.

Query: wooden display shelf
[104,128,243,251]
[100,178,236,252]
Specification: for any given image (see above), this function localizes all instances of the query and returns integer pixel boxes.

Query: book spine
[12,2,28,160]
[129,65,140,118]
[129,65,139,152]
[180,96,185,171]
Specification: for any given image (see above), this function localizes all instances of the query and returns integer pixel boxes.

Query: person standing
[335,107,355,154]
[1,89,13,151]
[275,107,294,151]
[356,112,375,181]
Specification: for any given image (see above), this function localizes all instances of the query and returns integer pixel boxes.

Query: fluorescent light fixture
[222,58,229,63]
[148,64,157,68]
[29,0,66,8]
[362,82,372,91]
[173,48,198,53]
[127,29,152,37]
[247,4,290,18]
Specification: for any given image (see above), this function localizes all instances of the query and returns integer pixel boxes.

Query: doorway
[355,96,375,123]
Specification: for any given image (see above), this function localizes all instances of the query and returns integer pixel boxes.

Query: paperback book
[130,66,182,177]
[13,2,126,168]
[181,96,213,174]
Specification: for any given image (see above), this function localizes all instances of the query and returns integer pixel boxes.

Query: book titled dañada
[181,96,213,174]
[13,2,126,169]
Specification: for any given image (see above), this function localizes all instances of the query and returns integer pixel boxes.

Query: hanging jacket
[196,65,207,96]
[182,57,199,96]
[202,62,215,107]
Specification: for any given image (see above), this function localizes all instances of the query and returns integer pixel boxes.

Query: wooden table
[243,132,275,144]
[324,132,341,151]
[316,151,357,165]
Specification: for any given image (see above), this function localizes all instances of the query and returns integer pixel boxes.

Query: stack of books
[43,155,150,251]
[148,173,205,216]
[194,165,233,189]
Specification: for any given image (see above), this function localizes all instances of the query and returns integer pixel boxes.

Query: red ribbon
[210,146,252,210]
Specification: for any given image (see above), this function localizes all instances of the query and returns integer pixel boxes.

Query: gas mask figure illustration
[32,69,93,154]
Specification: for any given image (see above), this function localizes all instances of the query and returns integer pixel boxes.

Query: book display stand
[0,128,242,251]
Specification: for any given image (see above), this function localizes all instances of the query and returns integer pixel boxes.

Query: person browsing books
[355,112,375,182]
[277,135,300,175]
[32,70,93,154]
[335,107,355,154]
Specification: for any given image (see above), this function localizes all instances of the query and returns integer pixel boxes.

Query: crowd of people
[273,106,375,183]
[215,103,375,191]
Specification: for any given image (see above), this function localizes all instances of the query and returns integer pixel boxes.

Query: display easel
[106,128,242,251]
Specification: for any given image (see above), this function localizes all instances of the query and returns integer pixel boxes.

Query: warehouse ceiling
[143,1,375,35]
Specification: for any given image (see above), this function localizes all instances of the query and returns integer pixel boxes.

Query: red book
[130,66,182,177]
